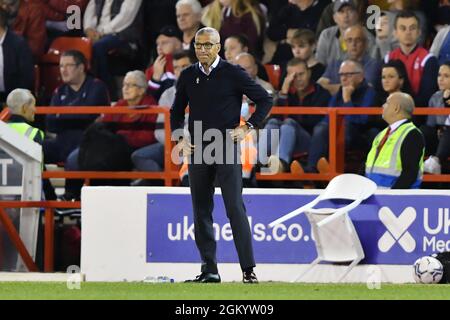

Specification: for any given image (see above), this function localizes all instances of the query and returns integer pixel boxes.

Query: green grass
[0,282,449,300]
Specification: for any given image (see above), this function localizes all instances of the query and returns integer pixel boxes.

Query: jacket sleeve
[17,38,34,91]
[170,70,189,135]
[236,67,273,128]
[392,129,424,189]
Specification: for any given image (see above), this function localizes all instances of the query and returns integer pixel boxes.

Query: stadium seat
[269,174,377,282]
[41,37,92,69]
[264,64,281,90]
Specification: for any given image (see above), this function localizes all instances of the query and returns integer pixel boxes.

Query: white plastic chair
[269,174,377,282]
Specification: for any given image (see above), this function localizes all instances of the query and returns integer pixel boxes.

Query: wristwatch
[245,121,255,130]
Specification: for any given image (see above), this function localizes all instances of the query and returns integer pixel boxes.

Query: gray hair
[340,59,364,73]
[396,92,415,118]
[195,27,220,43]
[124,70,147,89]
[176,0,202,15]
[6,89,34,115]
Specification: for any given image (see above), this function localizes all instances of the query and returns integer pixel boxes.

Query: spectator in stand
[201,0,266,59]
[44,50,110,200]
[42,0,89,41]
[267,0,331,41]
[64,70,158,196]
[316,0,368,38]
[223,34,268,81]
[83,0,144,99]
[318,25,381,95]
[176,0,203,59]
[279,29,325,84]
[370,59,413,133]
[376,0,428,59]
[235,53,275,96]
[0,7,33,104]
[384,11,439,118]
[0,0,47,61]
[434,0,450,33]
[316,0,376,67]
[379,59,412,103]
[302,60,377,173]
[423,62,450,175]
[132,50,194,184]
[260,58,331,174]
[430,25,450,65]
[365,92,425,189]
[145,25,183,101]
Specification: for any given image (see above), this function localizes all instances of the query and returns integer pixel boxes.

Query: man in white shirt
[83,0,143,99]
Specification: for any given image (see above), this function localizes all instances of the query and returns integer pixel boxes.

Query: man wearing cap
[83,0,144,98]
[316,0,376,66]
[145,25,183,101]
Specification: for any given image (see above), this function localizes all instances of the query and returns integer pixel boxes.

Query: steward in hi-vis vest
[365,92,424,189]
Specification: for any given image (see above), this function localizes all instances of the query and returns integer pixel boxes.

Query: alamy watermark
[66,265,82,290]
[66,5,82,30]
[171,121,280,175]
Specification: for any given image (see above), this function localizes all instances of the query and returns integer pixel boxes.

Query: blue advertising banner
[146,192,450,265]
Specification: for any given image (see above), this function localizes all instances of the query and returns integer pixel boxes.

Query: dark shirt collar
[8,114,30,124]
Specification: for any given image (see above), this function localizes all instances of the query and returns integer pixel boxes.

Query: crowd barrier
[0,105,449,272]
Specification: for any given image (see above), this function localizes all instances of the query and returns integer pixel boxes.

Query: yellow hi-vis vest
[365,122,424,188]
[8,122,44,141]
[7,122,45,169]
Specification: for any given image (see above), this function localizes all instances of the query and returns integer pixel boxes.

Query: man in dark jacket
[260,58,331,174]
[43,50,109,200]
[0,7,33,104]
[171,27,272,284]
[304,59,377,173]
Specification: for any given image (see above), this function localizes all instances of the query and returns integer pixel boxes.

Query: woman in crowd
[201,0,266,59]
[423,62,450,175]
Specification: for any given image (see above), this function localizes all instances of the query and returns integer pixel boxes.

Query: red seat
[264,64,281,90]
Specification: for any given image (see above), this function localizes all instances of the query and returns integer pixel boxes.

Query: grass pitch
[0,282,449,300]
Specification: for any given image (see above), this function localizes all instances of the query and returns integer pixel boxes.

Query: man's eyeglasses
[59,63,79,69]
[194,42,219,50]
[339,72,361,77]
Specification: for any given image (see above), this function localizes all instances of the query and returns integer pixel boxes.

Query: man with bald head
[235,53,275,95]
[365,92,424,189]
[318,25,381,95]
[171,27,272,283]
[302,59,377,174]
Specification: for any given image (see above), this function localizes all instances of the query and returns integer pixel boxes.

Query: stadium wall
[81,187,450,283]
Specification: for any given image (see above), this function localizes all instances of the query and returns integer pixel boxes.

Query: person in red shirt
[384,11,439,116]
[101,70,158,149]
[0,0,47,61]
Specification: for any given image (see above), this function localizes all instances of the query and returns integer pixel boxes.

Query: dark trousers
[188,156,255,274]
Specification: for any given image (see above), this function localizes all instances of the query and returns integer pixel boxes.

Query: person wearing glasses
[44,50,110,201]
[318,25,381,96]
[171,27,272,284]
[303,59,377,173]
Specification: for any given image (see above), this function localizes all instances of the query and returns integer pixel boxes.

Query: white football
[413,256,444,284]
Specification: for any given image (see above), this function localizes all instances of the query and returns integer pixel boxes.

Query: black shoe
[185,272,221,283]
[243,271,258,284]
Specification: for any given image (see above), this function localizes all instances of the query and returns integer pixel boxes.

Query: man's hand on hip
[230,124,251,142]
[176,138,195,157]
